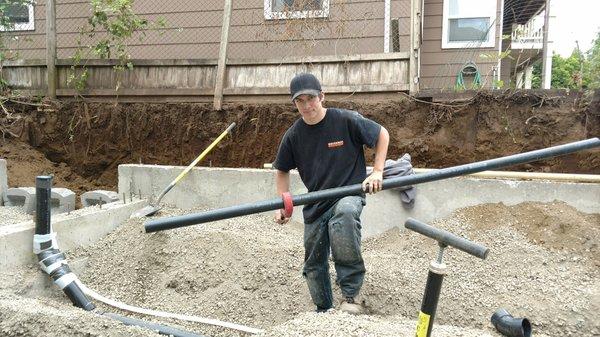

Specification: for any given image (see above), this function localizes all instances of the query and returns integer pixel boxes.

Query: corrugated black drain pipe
[33,176,207,337]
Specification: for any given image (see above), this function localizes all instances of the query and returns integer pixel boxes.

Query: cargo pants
[302,195,366,311]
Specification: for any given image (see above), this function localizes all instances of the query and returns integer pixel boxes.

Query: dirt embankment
[2,90,599,191]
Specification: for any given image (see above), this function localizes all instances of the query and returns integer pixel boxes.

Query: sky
[550,0,600,56]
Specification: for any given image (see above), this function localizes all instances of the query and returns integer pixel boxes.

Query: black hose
[103,312,207,337]
[491,308,531,337]
[145,138,600,233]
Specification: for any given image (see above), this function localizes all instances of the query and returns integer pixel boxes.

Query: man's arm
[275,169,291,224]
[362,126,390,194]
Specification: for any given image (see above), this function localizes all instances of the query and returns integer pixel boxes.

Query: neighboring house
[1,0,550,99]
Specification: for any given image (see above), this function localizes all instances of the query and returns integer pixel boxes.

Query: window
[264,0,329,20]
[442,0,496,48]
[0,0,35,31]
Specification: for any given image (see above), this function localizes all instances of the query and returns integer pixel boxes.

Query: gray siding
[420,0,502,90]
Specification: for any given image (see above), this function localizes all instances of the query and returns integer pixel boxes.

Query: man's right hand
[274,209,290,224]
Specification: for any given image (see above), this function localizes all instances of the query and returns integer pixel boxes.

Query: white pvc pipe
[76,280,264,335]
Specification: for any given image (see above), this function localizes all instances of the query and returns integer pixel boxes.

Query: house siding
[420,0,502,90]
[6,0,415,61]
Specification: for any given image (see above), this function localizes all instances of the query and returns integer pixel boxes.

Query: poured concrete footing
[118,164,600,238]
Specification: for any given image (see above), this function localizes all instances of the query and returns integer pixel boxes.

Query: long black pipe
[145,138,600,233]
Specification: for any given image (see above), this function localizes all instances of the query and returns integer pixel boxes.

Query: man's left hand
[362,170,383,194]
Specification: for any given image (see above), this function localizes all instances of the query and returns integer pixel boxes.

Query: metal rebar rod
[145,138,600,233]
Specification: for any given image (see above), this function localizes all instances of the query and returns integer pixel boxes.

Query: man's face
[293,93,323,119]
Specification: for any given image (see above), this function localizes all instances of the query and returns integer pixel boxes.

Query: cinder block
[81,190,120,207]
[0,159,6,206]
[50,188,75,214]
[4,187,76,214]
[4,187,36,214]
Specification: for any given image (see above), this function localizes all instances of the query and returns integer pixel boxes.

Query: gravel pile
[0,206,31,227]
[1,201,597,337]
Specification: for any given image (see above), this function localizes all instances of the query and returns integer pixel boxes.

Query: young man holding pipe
[273,73,390,314]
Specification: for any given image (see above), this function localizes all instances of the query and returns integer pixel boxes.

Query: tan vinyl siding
[420,0,502,90]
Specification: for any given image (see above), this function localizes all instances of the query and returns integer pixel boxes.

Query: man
[273,73,389,314]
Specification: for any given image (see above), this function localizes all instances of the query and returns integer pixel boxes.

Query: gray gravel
[1,201,597,337]
[0,206,31,227]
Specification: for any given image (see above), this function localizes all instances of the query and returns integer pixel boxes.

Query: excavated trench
[0,90,599,336]
[1,90,598,196]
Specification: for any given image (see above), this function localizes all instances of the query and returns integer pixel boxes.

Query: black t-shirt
[273,108,381,223]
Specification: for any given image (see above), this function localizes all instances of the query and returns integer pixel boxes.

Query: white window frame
[264,0,330,20]
[441,0,496,49]
[0,2,35,31]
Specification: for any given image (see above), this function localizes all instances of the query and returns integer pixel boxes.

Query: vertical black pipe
[33,175,95,311]
[416,268,445,337]
[35,175,53,235]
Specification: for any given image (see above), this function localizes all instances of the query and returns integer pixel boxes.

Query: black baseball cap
[290,73,322,100]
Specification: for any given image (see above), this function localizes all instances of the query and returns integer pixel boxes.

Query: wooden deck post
[409,0,421,95]
[213,0,233,110]
[46,0,57,98]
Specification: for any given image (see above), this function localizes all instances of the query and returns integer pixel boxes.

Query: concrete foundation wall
[0,200,145,268]
[118,165,600,238]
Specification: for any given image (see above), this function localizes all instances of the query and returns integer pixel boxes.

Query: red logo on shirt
[328,140,344,148]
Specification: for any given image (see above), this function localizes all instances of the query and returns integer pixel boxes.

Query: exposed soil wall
[2,90,599,192]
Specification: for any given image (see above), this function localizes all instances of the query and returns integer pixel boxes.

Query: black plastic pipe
[405,218,488,259]
[491,308,532,337]
[34,175,95,311]
[51,265,95,311]
[103,312,207,337]
[35,175,53,235]
[145,138,600,233]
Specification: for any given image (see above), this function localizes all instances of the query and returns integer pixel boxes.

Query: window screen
[272,0,323,12]
[1,1,30,24]
[448,18,490,42]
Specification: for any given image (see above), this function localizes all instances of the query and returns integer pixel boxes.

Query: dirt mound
[1,201,596,336]
[0,138,106,195]
[2,91,597,193]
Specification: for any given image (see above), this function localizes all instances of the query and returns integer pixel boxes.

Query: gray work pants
[302,196,366,311]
